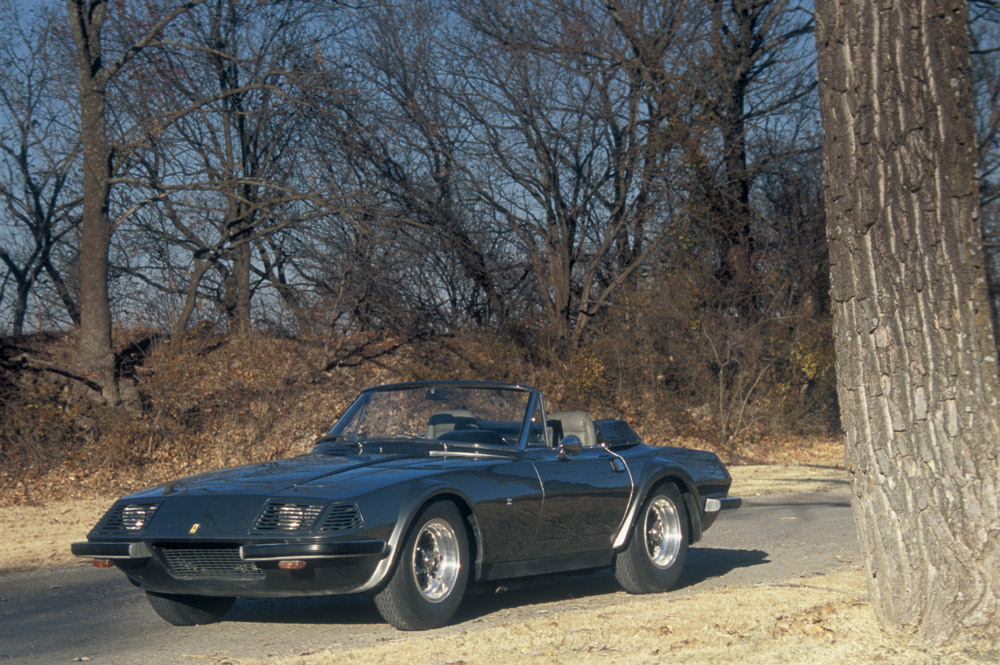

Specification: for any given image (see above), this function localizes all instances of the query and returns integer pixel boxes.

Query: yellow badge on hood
[189,523,200,534]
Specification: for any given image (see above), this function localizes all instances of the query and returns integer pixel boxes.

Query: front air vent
[319,504,364,532]
[94,502,161,535]
[252,501,325,533]
[159,545,263,580]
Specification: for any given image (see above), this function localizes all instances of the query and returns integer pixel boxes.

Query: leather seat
[547,411,597,447]
[426,410,477,439]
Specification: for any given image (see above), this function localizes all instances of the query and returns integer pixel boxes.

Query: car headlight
[253,501,325,533]
[96,502,161,534]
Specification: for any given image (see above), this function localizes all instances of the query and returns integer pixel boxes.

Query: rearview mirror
[425,387,449,401]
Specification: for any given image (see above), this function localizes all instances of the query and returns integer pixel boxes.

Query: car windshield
[328,384,535,447]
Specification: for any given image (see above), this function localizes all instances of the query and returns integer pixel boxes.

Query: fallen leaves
[770,602,846,642]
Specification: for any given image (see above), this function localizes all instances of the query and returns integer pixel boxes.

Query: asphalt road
[0,487,858,665]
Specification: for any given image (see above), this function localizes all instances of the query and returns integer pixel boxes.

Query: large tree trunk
[815,0,1000,644]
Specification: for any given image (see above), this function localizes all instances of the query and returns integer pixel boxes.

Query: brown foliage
[0,328,840,506]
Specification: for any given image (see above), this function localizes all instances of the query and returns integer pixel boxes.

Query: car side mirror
[557,435,584,460]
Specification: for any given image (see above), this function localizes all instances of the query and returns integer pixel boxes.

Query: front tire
[145,591,234,626]
[614,484,689,594]
[374,501,469,630]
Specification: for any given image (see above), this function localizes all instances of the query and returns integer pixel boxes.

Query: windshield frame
[323,381,542,450]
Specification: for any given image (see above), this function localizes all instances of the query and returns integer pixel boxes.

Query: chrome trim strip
[71,541,152,559]
[240,540,387,561]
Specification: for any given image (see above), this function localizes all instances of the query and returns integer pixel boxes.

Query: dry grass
[0,497,109,574]
[237,569,999,665]
[730,464,846,496]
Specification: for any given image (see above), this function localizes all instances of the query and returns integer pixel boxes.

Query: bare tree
[115,0,338,337]
[445,0,695,352]
[315,1,516,333]
[0,3,81,334]
[698,0,815,307]
[816,0,1000,643]
[66,0,207,404]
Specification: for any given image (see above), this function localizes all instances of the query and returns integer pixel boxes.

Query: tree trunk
[232,235,252,336]
[815,0,1000,644]
[76,83,119,404]
[68,0,120,405]
[43,257,81,326]
[171,258,213,340]
[11,281,28,337]
[709,0,755,302]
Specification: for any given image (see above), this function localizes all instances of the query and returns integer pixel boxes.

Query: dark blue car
[73,381,740,630]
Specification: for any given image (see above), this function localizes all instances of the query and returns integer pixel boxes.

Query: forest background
[1,0,997,503]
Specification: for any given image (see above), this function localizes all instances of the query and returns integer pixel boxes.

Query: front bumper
[704,496,742,513]
[72,541,153,559]
[699,494,741,532]
[72,538,390,597]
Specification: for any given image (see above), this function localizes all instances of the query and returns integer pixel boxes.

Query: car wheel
[145,591,235,626]
[614,483,689,594]
[374,501,469,630]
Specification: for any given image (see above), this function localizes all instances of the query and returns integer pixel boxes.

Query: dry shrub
[1,326,841,505]
[2,331,365,503]
[568,275,839,461]
[1,332,89,498]
[0,380,84,479]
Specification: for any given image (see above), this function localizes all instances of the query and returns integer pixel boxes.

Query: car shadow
[676,546,769,589]
[226,593,384,626]
[223,546,769,627]
[455,546,770,621]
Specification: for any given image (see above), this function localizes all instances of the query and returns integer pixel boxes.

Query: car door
[527,443,633,556]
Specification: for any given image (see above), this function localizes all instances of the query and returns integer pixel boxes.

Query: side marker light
[278,560,307,570]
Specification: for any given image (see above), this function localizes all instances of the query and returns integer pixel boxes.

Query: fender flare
[355,479,481,593]
[612,467,704,550]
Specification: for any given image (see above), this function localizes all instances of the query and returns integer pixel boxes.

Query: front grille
[319,504,364,532]
[94,502,161,535]
[159,546,264,580]
[252,501,325,533]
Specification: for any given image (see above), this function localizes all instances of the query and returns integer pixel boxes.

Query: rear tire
[614,484,689,593]
[145,591,234,626]
[374,501,469,630]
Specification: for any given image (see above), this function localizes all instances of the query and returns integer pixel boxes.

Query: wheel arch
[416,490,481,582]
[613,472,704,551]
[357,483,482,594]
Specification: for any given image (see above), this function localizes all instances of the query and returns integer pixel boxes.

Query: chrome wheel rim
[644,496,682,568]
[411,518,461,602]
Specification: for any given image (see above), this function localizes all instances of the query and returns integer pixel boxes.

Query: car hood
[124,441,505,500]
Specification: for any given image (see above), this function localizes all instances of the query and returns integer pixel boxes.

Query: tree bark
[815,0,1000,644]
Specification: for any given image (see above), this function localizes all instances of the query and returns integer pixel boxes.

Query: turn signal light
[91,559,115,568]
[278,560,307,570]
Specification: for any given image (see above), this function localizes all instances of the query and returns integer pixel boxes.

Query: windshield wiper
[315,433,436,450]
[314,433,357,446]
[374,434,434,443]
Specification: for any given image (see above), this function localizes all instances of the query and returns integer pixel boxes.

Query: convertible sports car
[73,381,740,630]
